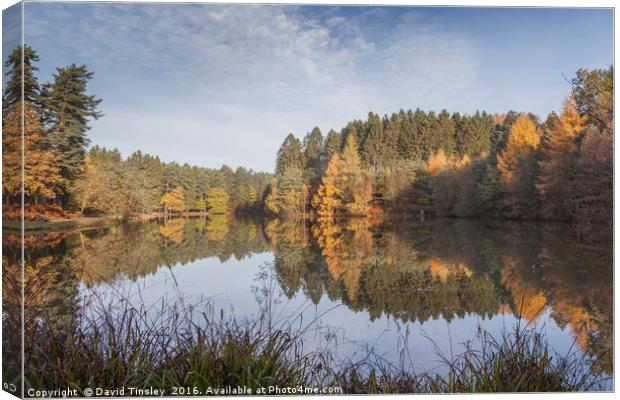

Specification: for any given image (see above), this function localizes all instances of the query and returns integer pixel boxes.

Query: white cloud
[24,4,480,171]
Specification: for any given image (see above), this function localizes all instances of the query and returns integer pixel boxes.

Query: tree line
[1,46,272,220]
[266,67,612,229]
[2,44,611,226]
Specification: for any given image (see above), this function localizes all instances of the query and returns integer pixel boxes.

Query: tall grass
[18,266,609,395]
[25,300,331,393]
[336,327,606,393]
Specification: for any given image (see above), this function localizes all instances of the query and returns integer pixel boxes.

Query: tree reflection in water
[2,216,613,385]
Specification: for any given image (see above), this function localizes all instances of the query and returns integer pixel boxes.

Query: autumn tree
[161,186,186,214]
[312,134,372,217]
[427,149,450,176]
[2,45,63,206]
[497,115,542,218]
[537,97,585,220]
[72,150,119,213]
[2,103,63,205]
[569,67,613,229]
[206,188,229,214]
[311,153,343,217]
[264,178,281,215]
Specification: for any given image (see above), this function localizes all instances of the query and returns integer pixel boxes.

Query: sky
[4,3,614,172]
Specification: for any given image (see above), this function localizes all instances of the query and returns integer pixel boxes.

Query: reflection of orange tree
[206,214,230,242]
[159,217,187,244]
[536,240,612,373]
[498,247,609,356]
[311,218,373,301]
[428,257,472,282]
[499,257,548,323]
[307,219,498,322]
[15,219,270,289]
[264,218,309,249]
[474,225,613,374]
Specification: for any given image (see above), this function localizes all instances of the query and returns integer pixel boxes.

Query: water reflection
[2,216,613,383]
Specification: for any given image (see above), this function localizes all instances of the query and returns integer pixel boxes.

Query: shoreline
[2,211,213,234]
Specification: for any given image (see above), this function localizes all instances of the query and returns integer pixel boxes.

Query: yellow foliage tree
[206,187,229,214]
[312,152,344,217]
[427,149,450,176]
[160,186,186,213]
[264,178,281,215]
[497,115,542,217]
[537,97,586,219]
[497,115,542,183]
[312,134,372,217]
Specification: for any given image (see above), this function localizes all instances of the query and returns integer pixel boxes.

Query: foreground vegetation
[4,291,608,395]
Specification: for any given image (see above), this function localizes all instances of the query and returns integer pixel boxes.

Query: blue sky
[12,3,614,171]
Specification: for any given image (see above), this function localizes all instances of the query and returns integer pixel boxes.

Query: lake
[2,216,613,390]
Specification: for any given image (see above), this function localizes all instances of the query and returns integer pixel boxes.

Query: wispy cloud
[24,4,482,171]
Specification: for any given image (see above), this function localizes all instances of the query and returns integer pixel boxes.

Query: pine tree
[2,45,41,111]
[436,110,456,157]
[456,112,493,157]
[381,114,400,167]
[275,133,304,174]
[302,127,324,185]
[414,109,433,160]
[36,64,102,205]
[323,129,343,158]
[398,109,418,160]
[478,163,503,215]
[362,112,385,173]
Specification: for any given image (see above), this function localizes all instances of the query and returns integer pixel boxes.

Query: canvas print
[1,1,614,397]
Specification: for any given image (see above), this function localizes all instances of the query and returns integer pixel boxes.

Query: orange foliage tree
[312,134,372,217]
[497,115,542,218]
[2,103,63,205]
[537,97,586,220]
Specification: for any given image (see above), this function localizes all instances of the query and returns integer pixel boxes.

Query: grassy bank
[7,298,607,396]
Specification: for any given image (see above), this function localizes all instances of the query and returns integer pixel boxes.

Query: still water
[4,216,613,389]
